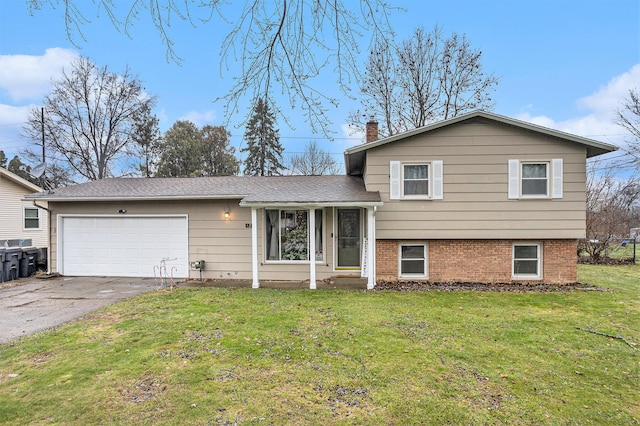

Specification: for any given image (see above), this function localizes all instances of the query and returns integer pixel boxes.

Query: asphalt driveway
[0,276,157,344]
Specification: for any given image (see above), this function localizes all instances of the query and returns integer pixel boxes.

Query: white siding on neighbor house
[0,174,48,248]
[365,120,588,239]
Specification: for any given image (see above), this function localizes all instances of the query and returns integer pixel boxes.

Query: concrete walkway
[0,276,157,344]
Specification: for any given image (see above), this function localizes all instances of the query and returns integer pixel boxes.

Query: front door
[336,208,361,269]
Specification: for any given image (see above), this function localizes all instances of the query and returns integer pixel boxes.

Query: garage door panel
[61,216,188,278]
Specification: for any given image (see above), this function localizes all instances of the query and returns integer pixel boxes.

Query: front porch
[242,203,382,290]
[181,276,368,290]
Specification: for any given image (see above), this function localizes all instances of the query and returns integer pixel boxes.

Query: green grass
[0,265,638,425]
[606,241,640,260]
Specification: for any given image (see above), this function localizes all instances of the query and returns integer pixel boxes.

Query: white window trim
[512,242,543,280]
[398,242,428,279]
[508,159,563,200]
[263,208,325,264]
[23,206,41,230]
[390,160,443,201]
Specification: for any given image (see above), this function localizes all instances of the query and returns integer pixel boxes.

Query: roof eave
[0,168,43,192]
[24,194,248,202]
[344,110,618,157]
[239,201,383,208]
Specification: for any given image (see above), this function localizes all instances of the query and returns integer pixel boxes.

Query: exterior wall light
[224,206,230,219]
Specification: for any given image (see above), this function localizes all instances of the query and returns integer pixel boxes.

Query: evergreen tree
[0,150,7,169]
[155,120,203,177]
[7,155,38,184]
[200,125,240,176]
[155,121,240,177]
[130,102,162,177]
[242,98,284,176]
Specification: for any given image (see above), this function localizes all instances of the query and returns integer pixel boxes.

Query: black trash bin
[0,248,5,283]
[3,248,22,282]
[20,248,39,278]
[36,248,48,271]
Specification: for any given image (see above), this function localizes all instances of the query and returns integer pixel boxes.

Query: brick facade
[375,239,578,284]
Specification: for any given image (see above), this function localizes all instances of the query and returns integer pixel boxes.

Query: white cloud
[516,64,640,149]
[578,64,640,113]
[180,110,217,126]
[340,123,365,148]
[0,48,78,102]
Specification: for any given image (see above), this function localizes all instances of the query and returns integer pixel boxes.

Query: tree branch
[575,327,638,351]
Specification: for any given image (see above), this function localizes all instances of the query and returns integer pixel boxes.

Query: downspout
[32,201,52,274]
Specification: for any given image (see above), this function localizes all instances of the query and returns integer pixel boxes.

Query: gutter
[32,200,52,213]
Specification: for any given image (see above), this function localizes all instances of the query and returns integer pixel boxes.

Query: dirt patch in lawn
[120,373,167,404]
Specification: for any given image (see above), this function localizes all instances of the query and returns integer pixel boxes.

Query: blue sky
[0,0,638,173]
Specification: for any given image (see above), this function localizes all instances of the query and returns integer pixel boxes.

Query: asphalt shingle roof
[26,175,381,205]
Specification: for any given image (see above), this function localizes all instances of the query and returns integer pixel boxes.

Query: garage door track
[0,276,157,344]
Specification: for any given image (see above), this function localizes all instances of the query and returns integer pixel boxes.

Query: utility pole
[41,108,45,163]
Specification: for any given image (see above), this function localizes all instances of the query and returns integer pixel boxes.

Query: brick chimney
[365,116,378,143]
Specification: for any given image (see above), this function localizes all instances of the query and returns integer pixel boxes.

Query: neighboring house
[26,111,616,288]
[0,167,49,249]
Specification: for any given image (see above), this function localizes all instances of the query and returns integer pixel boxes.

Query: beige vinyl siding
[366,121,587,239]
[0,176,48,248]
[49,200,252,279]
[48,201,338,281]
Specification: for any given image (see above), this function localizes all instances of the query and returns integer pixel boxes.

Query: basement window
[512,243,542,279]
[399,243,427,278]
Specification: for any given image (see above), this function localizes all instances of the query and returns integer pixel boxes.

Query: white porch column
[251,207,259,288]
[309,207,316,289]
[367,206,376,289]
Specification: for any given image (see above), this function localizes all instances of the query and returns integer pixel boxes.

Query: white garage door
[60,216,188,278]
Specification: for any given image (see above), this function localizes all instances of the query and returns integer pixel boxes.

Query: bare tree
[350,25,499,137]
[22,56,155,182]
[583,163,640,260]
[27,0,396,135]
[288,141,341,175]
[615,88,640,167]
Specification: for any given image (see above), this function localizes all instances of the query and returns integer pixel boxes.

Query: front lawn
[0,265,638,425]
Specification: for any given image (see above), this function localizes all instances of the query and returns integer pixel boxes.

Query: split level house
[25,111,617,289]
[1,167,48,248]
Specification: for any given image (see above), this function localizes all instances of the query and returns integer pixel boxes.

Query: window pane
[281,210,308,260]
[522,163,547,178]
[404,164,428,179]
[514,259,538,274]
[514,245,538,259]
[265,210,280,260]
[402,245,425,259]
[404,180,429,195]
[522,179,547,195]
[315,209,323,261]
[24,208,39,219]
[401,259,425,274]
[25,218,39,229]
